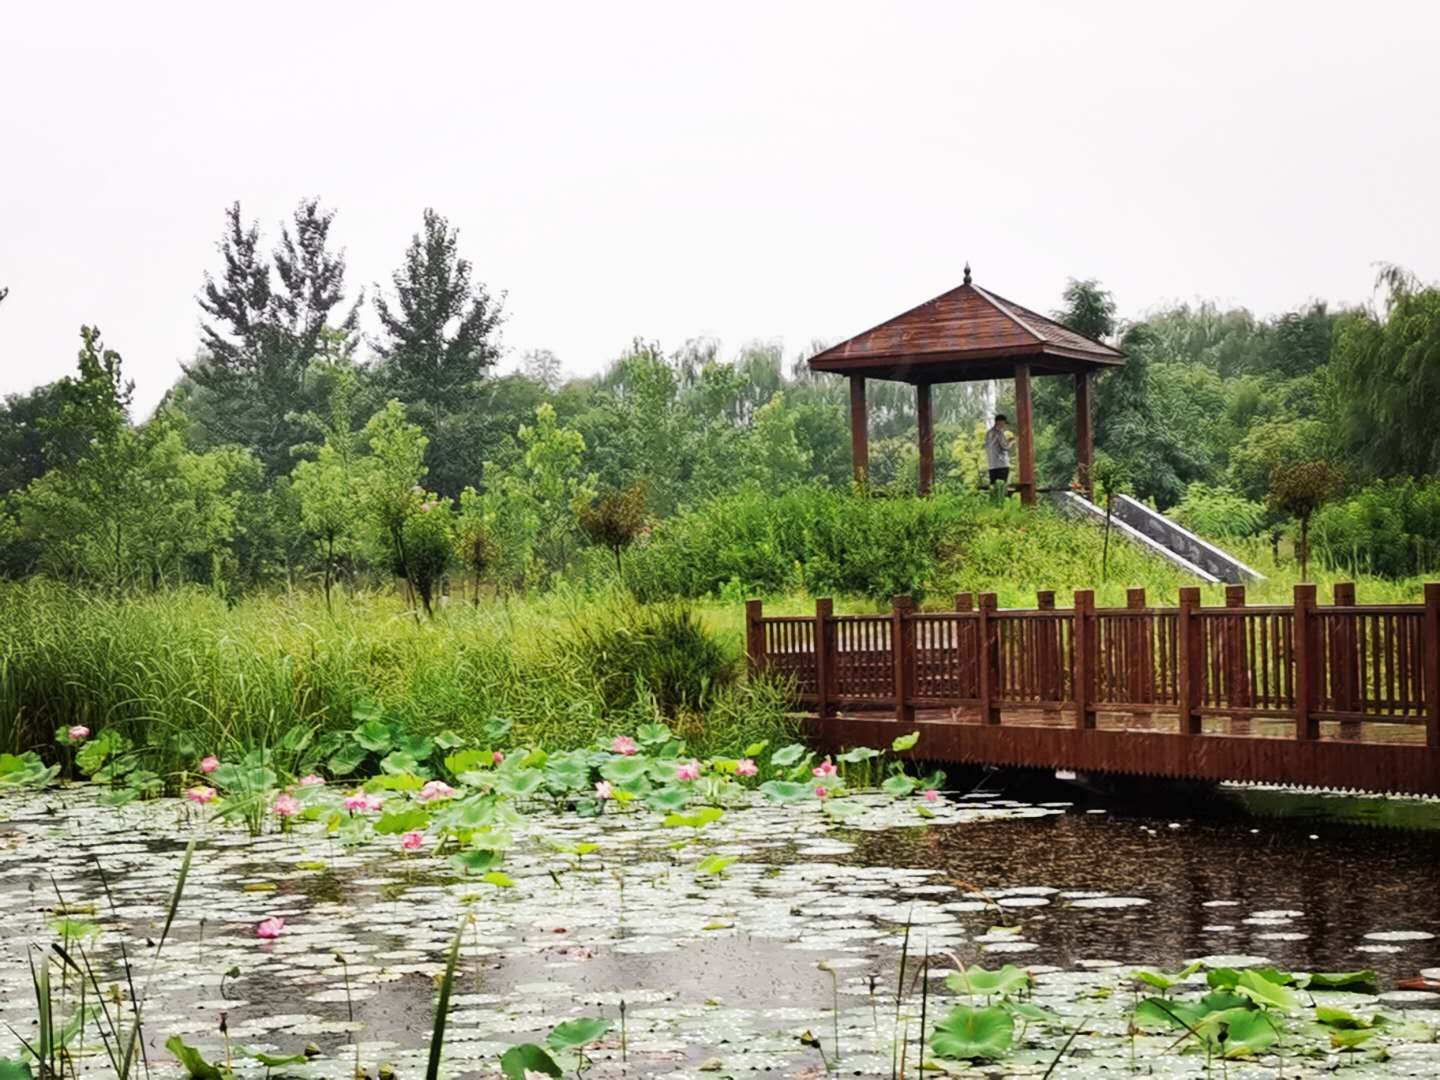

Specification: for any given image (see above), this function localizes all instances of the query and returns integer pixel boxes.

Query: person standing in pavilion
[985,413,1015,496]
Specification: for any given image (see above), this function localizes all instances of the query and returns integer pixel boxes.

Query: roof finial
[963,262,972,285]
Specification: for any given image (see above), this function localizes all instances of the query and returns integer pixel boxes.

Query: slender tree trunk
[1299,514,1310,581]
[391,524,423,624]
[323,532,335,615]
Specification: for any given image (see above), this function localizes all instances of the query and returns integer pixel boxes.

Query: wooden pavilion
[807,266,1125,504]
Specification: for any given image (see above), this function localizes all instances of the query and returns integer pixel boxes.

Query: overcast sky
[3,1,1438,413]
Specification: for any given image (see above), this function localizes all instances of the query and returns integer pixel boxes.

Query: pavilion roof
[807,268,1125,382]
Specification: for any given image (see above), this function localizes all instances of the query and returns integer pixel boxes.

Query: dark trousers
[988,467,1010,490]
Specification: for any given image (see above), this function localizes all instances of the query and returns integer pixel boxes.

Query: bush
[620,484,1187,605]
[562,602,738,716]
[1170,484,1267,539]
[1311,477,1440,578]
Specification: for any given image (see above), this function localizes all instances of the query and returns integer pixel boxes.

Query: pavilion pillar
[848,375,869,485]
[1074,370,1094,501]
[1014,362,1036,506]
[916,382,934,496]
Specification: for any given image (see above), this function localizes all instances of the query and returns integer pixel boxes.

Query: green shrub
[1311,477,1440,578]
[1170,483,1267,539]
[562,602,738,716]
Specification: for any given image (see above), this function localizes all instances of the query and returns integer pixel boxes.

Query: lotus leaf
[930,1005,1013,1061]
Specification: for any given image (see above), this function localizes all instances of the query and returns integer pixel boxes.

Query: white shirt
[985,426,1011,469]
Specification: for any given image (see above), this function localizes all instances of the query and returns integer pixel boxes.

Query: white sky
[3,1,1438,413]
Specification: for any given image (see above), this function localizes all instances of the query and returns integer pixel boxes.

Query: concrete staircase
[1052,491,1263,585]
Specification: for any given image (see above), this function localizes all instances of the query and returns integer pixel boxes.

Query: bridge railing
[745,582,1440,748]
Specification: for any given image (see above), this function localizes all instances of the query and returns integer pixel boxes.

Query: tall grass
[0,581,796,764]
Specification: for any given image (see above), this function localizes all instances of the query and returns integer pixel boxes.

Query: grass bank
[0,582,797,768]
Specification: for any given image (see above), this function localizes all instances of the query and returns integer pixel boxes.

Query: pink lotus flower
[200,755,220,774]
[815,785,829,800]
[812,757,837,779]
[676,760,702,782]
[923,789,940,803]
[273,793,300,818]
[299,774,325,786]
[595,780,613,800]
[735,758,758,777]
[418,780,455,802]
[343,792,383,813]
[401,831,424,851]
[68,725,91,742]
[256,916,286,939]
[611,735,638,756]
[186,786,217,805]
[492,750,505,765]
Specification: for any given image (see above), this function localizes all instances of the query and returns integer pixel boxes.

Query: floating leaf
[482,871,515,888]
[696,855,737,876]
[1307,970,1379,992]
[758,780,811,804]
[450,849,503,874]
[645,787,693,812]
[662,807,724,830]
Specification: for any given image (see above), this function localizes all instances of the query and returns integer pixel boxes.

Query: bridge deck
[809,706,1440,795]
[751,584,1440,798]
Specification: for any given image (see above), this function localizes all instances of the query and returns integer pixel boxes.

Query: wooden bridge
[745,584,1440,797]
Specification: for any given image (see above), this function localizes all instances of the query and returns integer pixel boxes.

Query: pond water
[2,784,1439,1078]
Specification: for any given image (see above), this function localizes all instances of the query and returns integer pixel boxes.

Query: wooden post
[916,382,934,497]
[1073,589,1095,729]
[1176,586,1202,735]
[955,592,975,703]
[892,595,916,725]
[1037,590,1058,702]
[1332,582,1359,741]
[1014,363,1036,506]
[745,599,765,677]
[849,375,869,486]
[1425,583,1440,750]
[1294,583,1317,740]
[1225,584,1249,734]
[814,598,834,720]
[1074,370,1094,500]
[1128,587,1152,727]
[978,592,1001,724]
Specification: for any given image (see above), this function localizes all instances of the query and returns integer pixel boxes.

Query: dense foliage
[2,199,1439,592]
